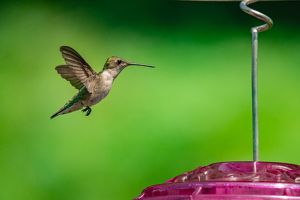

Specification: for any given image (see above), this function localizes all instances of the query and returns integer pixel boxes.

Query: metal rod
[240,0,273,33]
[252,29,259,161]
[240,0,273,162]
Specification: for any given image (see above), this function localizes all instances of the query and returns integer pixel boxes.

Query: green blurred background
[1,0,300,199]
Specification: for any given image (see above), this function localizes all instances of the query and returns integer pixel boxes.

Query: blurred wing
[55,65,84,90]
[60,46,98,93]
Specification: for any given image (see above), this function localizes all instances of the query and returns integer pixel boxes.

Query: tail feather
[50,112,59,119]
[50,87,88,119]
[50,108,64,119]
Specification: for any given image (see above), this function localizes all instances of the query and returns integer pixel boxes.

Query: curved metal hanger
[240,0,273,162]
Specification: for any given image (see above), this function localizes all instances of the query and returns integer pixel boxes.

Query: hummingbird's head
[102,56,154,71]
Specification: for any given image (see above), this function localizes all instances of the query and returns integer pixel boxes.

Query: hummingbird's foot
[82,106,92,116]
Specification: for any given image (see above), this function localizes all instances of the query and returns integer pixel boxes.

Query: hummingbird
[50,46,154,119]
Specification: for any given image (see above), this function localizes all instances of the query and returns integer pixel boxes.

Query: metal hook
[239,0,273,162]
[240,0,273,33]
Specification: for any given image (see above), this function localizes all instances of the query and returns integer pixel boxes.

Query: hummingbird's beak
[128,63,155,68]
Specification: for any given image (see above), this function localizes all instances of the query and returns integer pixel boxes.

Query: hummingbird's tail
[50,87,88,119]
[50,99,74,119]
[50,107,65,119]
[50,111,60,119]
[50,99,85,119]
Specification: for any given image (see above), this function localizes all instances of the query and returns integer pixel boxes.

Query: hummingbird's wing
[59,46,98,93]
[55,65,84,90]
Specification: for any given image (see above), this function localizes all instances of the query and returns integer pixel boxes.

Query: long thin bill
[129,63,155,68]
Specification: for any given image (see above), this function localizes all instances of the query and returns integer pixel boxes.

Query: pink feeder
[134,162,300,199]
[134,0,300,199]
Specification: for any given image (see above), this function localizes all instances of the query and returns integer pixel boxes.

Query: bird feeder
[133,0,300,199]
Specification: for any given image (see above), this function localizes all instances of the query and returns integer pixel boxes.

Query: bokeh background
[1,0,300,199]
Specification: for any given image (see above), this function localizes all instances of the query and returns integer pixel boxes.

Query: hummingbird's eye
[117,60,122,64]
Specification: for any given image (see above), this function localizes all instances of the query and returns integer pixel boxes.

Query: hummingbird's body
[50,46,154,119]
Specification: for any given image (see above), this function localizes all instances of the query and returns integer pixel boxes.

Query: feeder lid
[134,162,300,200]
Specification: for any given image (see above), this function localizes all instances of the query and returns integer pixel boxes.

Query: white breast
[88,71,113,107]
[102,71,113,86]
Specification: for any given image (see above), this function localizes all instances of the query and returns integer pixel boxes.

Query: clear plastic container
[133,162,300,200]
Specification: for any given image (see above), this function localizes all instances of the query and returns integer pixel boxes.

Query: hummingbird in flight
[50,46,154,119]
